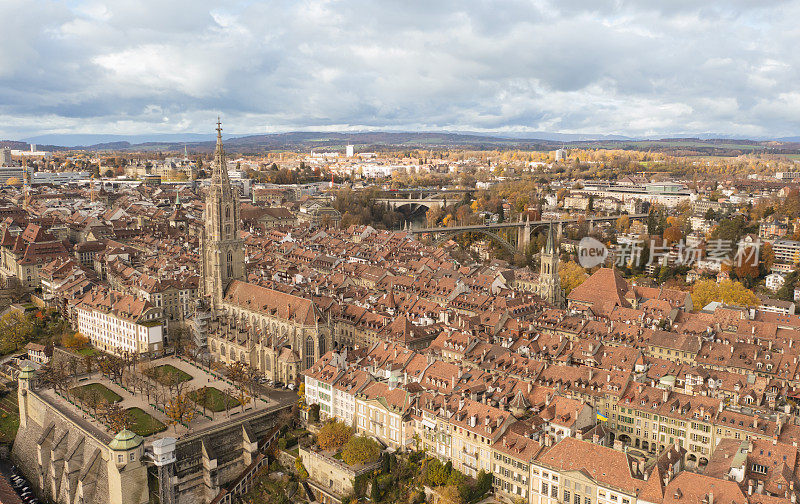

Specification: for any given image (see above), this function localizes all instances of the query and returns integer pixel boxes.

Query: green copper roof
[109,429,143,451]
[19,365,35,379]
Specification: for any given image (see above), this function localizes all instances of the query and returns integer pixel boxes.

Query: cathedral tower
[201,119,245,309]
[539,222,565,307]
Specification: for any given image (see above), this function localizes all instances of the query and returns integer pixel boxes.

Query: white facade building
[75,291,164,355]
[766,272,786,292]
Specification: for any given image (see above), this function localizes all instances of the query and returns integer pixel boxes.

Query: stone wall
[171,406,290,504]
[12,387,114,504]
[13,380,291,504]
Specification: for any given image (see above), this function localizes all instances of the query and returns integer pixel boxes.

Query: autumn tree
[439,484,465,504]
[559,261,588,295]
[164,388,197,432]
[426,206,444,227]
[691,279,758,309]
[662,225,682,245]
[761,242,775,271]
[317,420,353,451]
[101,403,132,432]
[340,435,381,466]
[733,246,760,283]
[615,215,631,233]
[61,332,89,350]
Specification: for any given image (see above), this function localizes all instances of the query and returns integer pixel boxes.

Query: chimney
[662,389,669,403]
[708,492,714,504]
[748,480,753,495]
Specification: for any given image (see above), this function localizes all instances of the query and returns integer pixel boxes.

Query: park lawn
[150,364,192,385]
[189,387,239,413]
[70,383,122,406]
[0,393,19,444]
[77,347,98,356]
[126,407,166,437]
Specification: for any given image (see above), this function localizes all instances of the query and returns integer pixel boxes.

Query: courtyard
[42,355,282,443]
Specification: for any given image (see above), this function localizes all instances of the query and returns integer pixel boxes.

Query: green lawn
[77,347,98,356]
[189,387,239,412]
[0,393,19,444]
[70,383,122,407]
[148,364,192,385]
[126,407,166,437]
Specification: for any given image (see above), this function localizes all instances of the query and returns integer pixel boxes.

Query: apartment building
[75,288,164,355]
[447,397,514,478]
[353,381,414,449]
[612,385,720,465]
[771,239,800,266]
[530,437,646,504]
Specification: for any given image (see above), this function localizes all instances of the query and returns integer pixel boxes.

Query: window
[585,498,591,504]
[129,452,135,461]
[117,454,123,463]
[541,482,549,494]
[565,490,571,502]
[552,486,558,498]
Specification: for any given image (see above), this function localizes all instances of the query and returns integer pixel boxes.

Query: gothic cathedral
[200,119,246,309]
[202,120,328,384]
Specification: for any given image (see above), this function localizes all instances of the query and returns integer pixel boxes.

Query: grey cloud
[1,0,800,138]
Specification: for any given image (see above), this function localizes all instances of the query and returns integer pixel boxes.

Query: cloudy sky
[1,0,799,140]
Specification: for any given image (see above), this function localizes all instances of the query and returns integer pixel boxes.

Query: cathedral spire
[545,220,556,254]
[212,117,231,187]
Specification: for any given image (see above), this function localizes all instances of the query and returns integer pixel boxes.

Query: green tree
[425,458,450,486]
[295,457,309,480]
[0,311,34,353]
[371,476,381,502]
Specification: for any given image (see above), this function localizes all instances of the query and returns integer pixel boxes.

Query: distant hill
[54,131,565,153]
[20,133,219,148]
[6,131,800,155]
